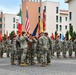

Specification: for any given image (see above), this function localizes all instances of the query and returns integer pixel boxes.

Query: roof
[60,10,68,12]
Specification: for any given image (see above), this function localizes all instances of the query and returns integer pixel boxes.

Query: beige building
[2,14,19,36]
[41,1,69,38]
[65,0,76,31]
[0,11,3,37]
[22,0,69,38]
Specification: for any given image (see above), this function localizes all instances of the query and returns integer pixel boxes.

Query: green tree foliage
[9,31,15,40]
[3,34,6,40]
[69,25,73,38]
[55,31,58,39]
[65,31,69,40]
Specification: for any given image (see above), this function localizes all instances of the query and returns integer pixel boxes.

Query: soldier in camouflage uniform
[28,35,37,65]
[38,32,49,67]
[68,39,73,58]
[62,37,68,58]
[16,34,22,65]
[44,32,52,65]
[73,38,76,57]
[0,41,2,58]
[11,35,17,65]
[6,37,11,57]
[55,36,61,58]
[20,32,32,67]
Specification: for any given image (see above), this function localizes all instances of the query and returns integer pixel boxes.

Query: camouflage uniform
[38,33,49,67]
[6,38,11,57]
[20,33,32,66]
[68,39,73,58]
[55,37,61,58]
[16,35,22,65]
[0,41,2,58]
[73,39,76,57]
[28,37,37,65]
[11,36,17,65]
[62,38,68,58]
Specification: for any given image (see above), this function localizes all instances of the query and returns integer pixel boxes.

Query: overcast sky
[0,0,68,14]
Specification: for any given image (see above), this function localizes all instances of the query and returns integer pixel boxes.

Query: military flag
[17,8,22,35]
[25,9,30,33]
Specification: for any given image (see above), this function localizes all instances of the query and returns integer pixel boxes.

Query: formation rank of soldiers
[0,31,76,67]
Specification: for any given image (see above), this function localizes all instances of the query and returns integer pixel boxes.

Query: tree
[3,34,6,40]
[9,31,15,40]
[65,31,69,40]
[55,31,58,39]
[69,25,73,39]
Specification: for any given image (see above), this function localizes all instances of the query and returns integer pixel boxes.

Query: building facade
[22,0,41,33]
[22,0,69,38]
[2,14,19,36]
[65,0,76,31]
[0,11,3,37]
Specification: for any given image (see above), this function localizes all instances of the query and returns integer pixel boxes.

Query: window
[0,18,2,21]
[56,24,58,31]
[4,17,5,22]
[44,6,46,12]
[56,16,58,22]
[69,12,72,20]
[60,16,62,23]
[0,30,2,33]
[22,0,25,2]
[16,24,18,29]
[4,30,5,34]
[56,7,58,14]
[65,17,67,21]
[0,24,2,28]
[38,7,40,13]
[13,17,15,22]
[4,24,5,28]
[65,25,67,29]
[13,24,15,29]
[60,25,62,31]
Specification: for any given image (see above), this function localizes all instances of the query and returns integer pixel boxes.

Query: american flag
[25,9,30,33]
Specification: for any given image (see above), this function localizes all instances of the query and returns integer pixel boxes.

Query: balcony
[65,0,71,3]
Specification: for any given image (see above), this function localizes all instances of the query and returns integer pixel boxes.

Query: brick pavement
[0,57,76,75]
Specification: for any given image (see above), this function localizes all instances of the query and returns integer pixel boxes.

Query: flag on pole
[61,34,64,41]
[32,24,38,36]
[25,9,30,33]
[43,10,46,31]
[51,33,54,39]
[17,8,22,35]
[6,31,8,39]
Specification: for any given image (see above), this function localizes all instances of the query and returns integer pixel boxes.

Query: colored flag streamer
[61,34,64,41]
[32,24,38,36]
[43,10,46,31]
[6,31,8,39]
[51,33,54,39]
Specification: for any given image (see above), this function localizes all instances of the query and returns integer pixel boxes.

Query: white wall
[2,14,19,36]
[42,1,60,36]
[68,0,76,31]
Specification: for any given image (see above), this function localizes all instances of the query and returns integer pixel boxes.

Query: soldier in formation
[1,31,76,67]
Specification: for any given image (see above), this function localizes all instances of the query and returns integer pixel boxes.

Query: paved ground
[0,55,76,75]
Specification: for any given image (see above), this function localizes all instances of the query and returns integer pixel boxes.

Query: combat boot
[20,63,27,67]
[11,60,15,65]
[41,63,46,67]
